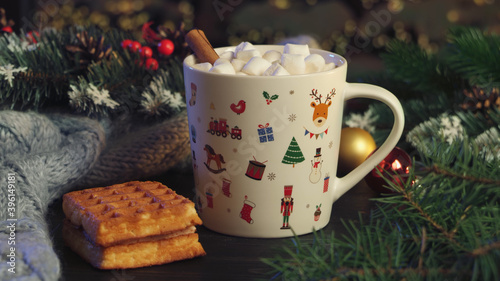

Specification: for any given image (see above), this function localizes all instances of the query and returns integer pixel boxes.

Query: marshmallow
[283,43,310,56]
[231,59,246,72]
[263,62,290,76]
[272,64,290,76]
[192,62,212,72]
[235,49,261,62]
[281,54,306,75]
[219,51,234,60]
[184,55,197,66]
[304,54,326,73]
[189,42,331,76]
[263,62,278,76]
[262,50,282,63]
[234,41,255,54]
[323,62,336,71]
[213,58,232,66]
[242,57,272,76]
[222,46,236,52]
[209,63,236,74]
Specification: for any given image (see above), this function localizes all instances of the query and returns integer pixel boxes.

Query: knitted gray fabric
[79,112,191,188]
[0,110,190,281]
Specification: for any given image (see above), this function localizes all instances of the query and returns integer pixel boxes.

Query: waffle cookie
[62,181,205,269]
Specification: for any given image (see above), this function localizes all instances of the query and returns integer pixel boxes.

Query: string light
[447,9,460,23]
[32,0,497,57]
[306,0,317,6]
[388,0,404,13]
[270,0,291,10]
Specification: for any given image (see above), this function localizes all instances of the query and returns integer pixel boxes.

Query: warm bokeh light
[26,0,499,57]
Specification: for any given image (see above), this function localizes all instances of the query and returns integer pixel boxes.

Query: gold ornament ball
[338,127,377,175]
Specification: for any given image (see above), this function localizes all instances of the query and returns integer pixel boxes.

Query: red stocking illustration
[222,178,232,197]
[239,195,256,224]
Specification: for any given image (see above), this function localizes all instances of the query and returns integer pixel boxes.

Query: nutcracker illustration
[280,185,294,229]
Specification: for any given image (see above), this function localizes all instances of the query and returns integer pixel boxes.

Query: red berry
[129,41,142,52]
[157,39,174,56]
[135,59,143,67]
[121,39,133,49]
[140,46,153,59]
[1,26,13,33]
[26,31,40,44]
[145,58,159,71]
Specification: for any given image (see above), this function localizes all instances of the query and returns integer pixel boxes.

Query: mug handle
[333,83,405,201]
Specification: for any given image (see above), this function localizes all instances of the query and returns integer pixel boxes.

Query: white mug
[183,45,404,238]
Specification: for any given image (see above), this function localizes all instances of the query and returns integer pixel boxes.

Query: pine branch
[456,107,500,136]
[264,137,500,280]
[380,40,461,96]
[328,266,462,279]
[471,240,500,257]
[445,26,500,89]
[427,164,500,186]
[0,25,186,120]
[400,185,460,244]
[377,26,500,101]
[0,32,74,110]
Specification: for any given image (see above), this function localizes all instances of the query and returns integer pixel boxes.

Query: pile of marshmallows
[190,42,337,76]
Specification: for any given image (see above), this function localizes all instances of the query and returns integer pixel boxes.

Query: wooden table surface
[48,169,378,281]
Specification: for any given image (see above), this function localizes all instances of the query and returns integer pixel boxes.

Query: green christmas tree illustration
[282,137,305,167]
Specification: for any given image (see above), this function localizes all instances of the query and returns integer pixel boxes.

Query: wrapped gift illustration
[257,123,274,143]
[206,187,215,208]
[323,173,330,193]
[206,191,213,208]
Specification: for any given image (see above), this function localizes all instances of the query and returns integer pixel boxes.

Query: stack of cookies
[62,181,205,269]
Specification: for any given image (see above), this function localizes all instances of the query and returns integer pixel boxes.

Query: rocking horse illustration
[203,144,227,174]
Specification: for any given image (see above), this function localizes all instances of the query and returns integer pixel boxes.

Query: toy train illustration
[208,117,242,140]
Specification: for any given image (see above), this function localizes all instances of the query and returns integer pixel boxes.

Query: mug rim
[183,44,347,78]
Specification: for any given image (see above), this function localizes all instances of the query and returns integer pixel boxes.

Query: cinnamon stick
[185,29,219,64]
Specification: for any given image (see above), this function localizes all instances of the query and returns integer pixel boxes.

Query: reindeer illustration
[310,88,335,127]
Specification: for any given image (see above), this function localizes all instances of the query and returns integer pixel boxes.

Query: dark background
[3,0,500,75]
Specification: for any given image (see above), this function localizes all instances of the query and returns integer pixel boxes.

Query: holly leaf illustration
[270,94,279,100]
[263,91,270,99]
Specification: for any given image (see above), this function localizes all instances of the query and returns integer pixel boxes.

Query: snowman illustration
[309,148,323,183]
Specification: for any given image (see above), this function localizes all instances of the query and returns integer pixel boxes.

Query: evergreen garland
[263,26,500,280]
[445,26,500,89]
[0,25,186,120]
